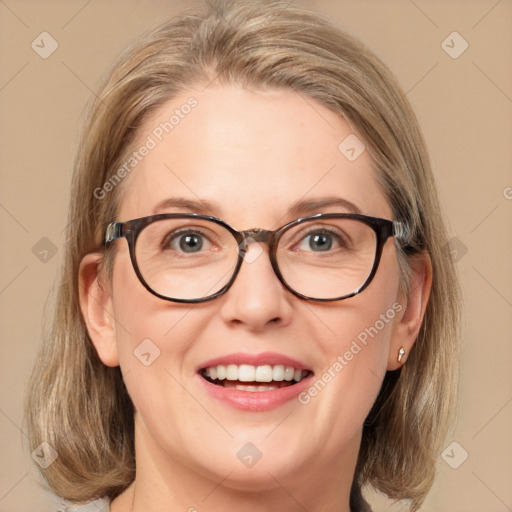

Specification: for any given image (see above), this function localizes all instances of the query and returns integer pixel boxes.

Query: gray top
[55,498,110,512]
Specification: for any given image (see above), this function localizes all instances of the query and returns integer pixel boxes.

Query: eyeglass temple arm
[105,222,123,245]
[392,221,410,245]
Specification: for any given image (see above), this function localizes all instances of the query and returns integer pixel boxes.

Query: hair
[25,1,461,510]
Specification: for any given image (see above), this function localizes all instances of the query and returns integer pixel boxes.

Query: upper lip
[197,351,313,372]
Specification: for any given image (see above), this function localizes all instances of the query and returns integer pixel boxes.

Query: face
[87,85,410,497]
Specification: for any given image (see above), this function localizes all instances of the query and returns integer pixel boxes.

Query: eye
[295,228,347,252]
[164,230,211,253]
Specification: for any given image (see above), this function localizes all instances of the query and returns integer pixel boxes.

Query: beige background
[1,1,511,511]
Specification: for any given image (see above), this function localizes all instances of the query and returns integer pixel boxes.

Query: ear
[387,252,432,370]
[78,252,119,367]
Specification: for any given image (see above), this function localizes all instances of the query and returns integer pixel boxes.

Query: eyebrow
[152,195,362,217]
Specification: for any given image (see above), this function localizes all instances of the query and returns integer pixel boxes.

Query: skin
[79,85,431,512]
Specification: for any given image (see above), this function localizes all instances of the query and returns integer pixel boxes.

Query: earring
[397,347,405,363]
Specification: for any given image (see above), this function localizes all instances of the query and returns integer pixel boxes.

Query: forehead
[118,85,392,226]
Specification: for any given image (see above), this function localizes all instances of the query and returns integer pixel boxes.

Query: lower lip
[197,373,314,411]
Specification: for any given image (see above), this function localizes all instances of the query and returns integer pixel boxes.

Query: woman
[25,1,461,511]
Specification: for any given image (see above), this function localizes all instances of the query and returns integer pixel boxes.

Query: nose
[218,241,294,332]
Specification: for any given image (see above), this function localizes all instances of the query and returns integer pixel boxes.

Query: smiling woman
[25,1,461,511]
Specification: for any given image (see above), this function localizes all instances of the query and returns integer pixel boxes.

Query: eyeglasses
[104,213,409,303]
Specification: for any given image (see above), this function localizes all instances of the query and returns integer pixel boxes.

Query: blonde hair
[25,1,461,510]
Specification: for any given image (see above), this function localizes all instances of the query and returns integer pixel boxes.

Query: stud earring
[398,347,405,363]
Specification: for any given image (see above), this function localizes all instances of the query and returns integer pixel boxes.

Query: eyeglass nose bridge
[237,228,277,253]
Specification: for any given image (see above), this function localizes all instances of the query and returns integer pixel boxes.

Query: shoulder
[54,498,110,512]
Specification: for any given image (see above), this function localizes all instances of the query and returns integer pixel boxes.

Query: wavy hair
[25,1,461,510]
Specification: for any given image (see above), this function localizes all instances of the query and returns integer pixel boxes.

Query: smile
[201,364,311,392]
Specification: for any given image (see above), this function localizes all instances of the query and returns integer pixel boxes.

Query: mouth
[200,364,313,392]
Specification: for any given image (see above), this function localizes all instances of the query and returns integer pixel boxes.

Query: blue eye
[177,233,203,252]
[164,230,210,253]
[295,227,346,252]
[305,232,333,251]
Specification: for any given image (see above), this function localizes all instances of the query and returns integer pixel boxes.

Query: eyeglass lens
[134,217,377,301]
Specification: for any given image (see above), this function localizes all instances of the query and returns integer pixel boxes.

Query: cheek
[109,252,204,433]
[298,314,395,451]
[309,296,397,399]
[109,250,196,376]
[111,250,159,350]
[321,244,400,360]
[301,249,401,435]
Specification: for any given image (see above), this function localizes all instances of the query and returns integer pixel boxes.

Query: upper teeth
[203,364,307,383]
